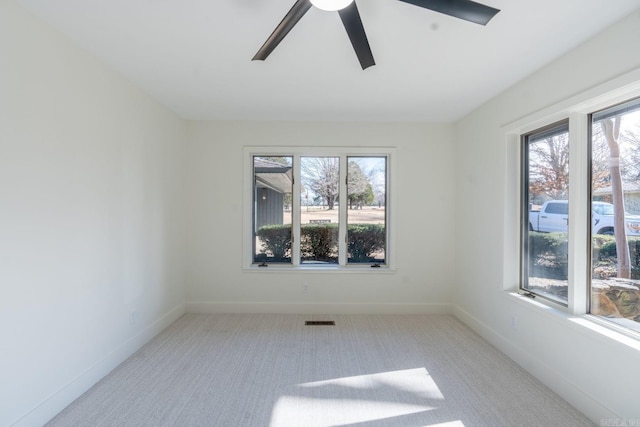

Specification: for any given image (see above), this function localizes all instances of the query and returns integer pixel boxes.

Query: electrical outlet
[510,315,518,330]
[303,283,309,294]
[129,311,138,325]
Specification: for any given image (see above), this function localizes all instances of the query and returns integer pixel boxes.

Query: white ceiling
[15,0,640,122]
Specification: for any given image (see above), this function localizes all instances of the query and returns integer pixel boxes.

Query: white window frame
[504,69,640,338]
[520,120,571,307]
[243,146,396,272]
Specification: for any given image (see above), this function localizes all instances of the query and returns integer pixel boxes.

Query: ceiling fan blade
[338,2,375,70]
[398,0,499,25]
[253,0,312,61]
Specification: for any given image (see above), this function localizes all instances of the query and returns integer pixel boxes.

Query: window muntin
[253,156,293,264]
[346,157,387,264]
[590,97,640,333]
[521,122,570,305]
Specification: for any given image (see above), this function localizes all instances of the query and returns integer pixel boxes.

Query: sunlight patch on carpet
[270,368,444,426]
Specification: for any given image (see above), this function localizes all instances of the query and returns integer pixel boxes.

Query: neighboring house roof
[593,181,640,195]
[254,158,292,194]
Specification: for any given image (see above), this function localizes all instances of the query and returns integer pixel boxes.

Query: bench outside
[309,219,331,224]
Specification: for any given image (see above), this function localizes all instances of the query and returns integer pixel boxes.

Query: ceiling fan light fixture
[309,0,354,12]
[253,0,500,68]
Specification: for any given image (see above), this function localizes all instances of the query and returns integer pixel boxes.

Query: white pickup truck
[529,200,640,236]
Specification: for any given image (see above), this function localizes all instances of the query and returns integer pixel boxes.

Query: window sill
[504,291,640,351]
[243,264,397,273]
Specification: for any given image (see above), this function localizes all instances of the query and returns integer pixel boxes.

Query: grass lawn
[284,205,385,225]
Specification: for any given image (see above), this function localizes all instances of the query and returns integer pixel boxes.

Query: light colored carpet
[47,314,594,426]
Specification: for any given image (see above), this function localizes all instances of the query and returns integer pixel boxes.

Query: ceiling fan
[252,0,500,70]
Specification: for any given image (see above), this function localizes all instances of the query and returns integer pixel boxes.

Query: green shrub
[256,224,291,261]
[301,224,339,261]
[257,223,385,263]
[347,224,385,262]
[529,232,568,258]
[528,232,568,279]
[592,235,640,259]
[596,237,617,258]
[592,236,640,279]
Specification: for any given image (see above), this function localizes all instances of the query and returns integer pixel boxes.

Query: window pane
[590,98,640,333]
[347,157,386,264]
[300,157,340,264]
[253,156,293,263]
[522,123,569,304]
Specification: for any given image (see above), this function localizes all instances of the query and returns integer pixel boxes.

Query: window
[590,98,640,333]
[347,157,387,264]
[248,148,391,269]
[518,95,640,335]
[521,121,570,305]
[300,156,341,265]
[253,156,293,264]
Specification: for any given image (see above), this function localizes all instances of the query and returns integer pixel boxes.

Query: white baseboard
[12,303,186,427]
[452,304,616,424]
[186,301,452,315]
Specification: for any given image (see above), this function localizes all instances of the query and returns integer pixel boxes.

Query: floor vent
[305,321,336,326]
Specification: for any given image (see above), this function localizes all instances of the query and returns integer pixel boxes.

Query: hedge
[300,223,339,261]
[256,223,385,263]
[531,232,640,279]
[592,234,640,278]
[255,224,292,261]
[528,232,568,279]
[347,224,385,262]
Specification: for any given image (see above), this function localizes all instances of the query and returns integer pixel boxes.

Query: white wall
[186,121,456,313]
[454,11,640,421]
[4,0,639,423]
[0,1,187,425]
